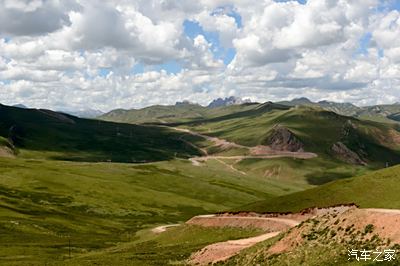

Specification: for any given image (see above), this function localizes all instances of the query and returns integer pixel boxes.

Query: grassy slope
[182,106,400,166]
[237,165,400,213]
[65,225,262,266]
[0,104,201,163]
[99,103,261,124]
[0,156,301,264]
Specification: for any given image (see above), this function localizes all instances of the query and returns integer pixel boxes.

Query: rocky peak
[207,96,251,108]
[265,125,304,152]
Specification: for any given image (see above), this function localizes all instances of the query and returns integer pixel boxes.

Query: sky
[1,0,400,111]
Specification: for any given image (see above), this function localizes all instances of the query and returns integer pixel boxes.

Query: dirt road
[151,224,180,233]
[171,127,317,173]
[189,232,281,265]
[187,215,300,265]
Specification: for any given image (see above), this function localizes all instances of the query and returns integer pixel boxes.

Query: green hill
[237,164,400,213]
[0,156,299,264]
[178,105,400,167]
[99,102,263,124]
[0,104,201,163]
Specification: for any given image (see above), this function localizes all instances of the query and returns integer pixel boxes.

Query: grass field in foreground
[0,157,299,264]
[237,164,400,213]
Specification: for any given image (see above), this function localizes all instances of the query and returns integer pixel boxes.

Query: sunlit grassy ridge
[180,106,400,165]
[0,157,300,264]
[237,165,400,213]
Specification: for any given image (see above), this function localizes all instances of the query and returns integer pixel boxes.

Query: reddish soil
[187,206,400,265]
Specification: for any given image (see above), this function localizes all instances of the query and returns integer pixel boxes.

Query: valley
[1,100,400,265]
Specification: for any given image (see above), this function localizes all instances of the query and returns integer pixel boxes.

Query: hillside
[237,164,400,213]
[99,102,261,124]
[279,97,400,123]
[0,136,15,157]
[0,157,300,265]
[0,104,201,163]
[178,105,400,167]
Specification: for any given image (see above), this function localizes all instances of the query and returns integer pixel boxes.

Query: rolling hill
[2,101,400,265]
[175,104,400,167]
[236,164,400,213]
[279,97,400,123]
[99,102,262,124]
[0,104,201,163]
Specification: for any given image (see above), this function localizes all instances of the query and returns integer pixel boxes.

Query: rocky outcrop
[331,142,366,165]
[0,138,16,158]
[208,96,251,108]
[266,125,304,152]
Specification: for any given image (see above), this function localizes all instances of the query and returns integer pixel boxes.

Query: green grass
[0,105,202,163]
[60,225,261,266]
[183,106,400,166]
[0,156,300,264]
[237,165,400,213]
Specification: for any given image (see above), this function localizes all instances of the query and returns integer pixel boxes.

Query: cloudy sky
[1,0,400,111]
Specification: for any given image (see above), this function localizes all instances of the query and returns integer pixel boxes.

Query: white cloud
[0,0,400,111]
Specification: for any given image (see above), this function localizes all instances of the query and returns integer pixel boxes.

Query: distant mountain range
[278,97,400,123]
[9,96,400,123]
[207,96,252,108]
[12,104,27,109]
[59,109,104,118]
[100,96,400,124]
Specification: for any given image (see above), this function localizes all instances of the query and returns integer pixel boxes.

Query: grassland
[0,104,202,163]
[179,106,400,166]
[99,103,261,124]
[0,156,301,265]
[2,103,400,265]
[237,164,400,213]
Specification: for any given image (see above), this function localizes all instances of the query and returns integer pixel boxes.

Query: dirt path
[171,127,317,172]
[365,208,400,214]
[189,232,281,265]
[151,224,180,233]
[187,216,300,265]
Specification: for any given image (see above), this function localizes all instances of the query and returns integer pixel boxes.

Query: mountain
[100,104,207,124]
[236,163,400,212]
[0,104,200,162]
[316,100,361,116]
[99,101,260,124]
[278,98,361,116]
[207,96,251,108]
[12,104,27,109]
[3,100,400,265]
[59,108,104,118]
[277,97,314,106]
[177,104,400,167]
[278,98,400,122]
[356,103,400,122]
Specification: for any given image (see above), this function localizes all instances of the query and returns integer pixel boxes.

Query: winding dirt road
[151,224,180,233]
[186,215,301,265]
[172,126,317,174]
[189,231,281,265]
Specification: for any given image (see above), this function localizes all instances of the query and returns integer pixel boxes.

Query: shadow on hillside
[305,171,354,185]
[0,105,202,163]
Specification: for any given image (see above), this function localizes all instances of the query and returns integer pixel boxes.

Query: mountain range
[2,97,400,265]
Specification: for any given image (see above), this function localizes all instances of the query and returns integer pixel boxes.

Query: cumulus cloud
[0,0,75,36]
[0,0,399,111]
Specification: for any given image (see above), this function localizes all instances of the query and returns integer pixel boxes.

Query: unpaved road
[151,224,180,233]
[172,127,317,172]
[187,215,301,265]
[189,232,281,265]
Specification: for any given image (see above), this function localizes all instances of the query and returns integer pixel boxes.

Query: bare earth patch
[186,206,400,265]
[171,127,317,169]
